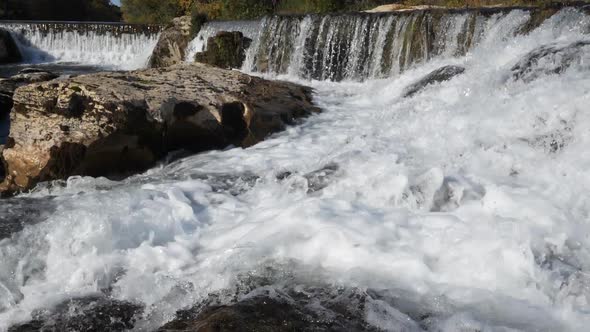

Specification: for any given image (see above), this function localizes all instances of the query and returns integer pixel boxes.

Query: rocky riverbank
[0,63,319,196]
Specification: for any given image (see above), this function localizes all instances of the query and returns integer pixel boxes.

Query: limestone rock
[0,63,319,195]
[195,31,252,70]
[0,28,22,64]
[402,65,465,97]
[8,296,142,332]
[1,69,58,184]
[149,16,194,68]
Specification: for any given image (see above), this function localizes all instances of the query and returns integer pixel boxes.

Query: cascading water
[2,6,590,332]
[0,22,162,70]
[242,8,565,81]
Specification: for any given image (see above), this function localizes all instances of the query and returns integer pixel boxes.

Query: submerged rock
[0,63,319,195]
[156,263,421,331]
[8,296,142,332]
[195,31,252,70]
[511,41,590,83]
[158,289,386,332]
[149,16,195,68]
[0,28,22,64]
[402,65,465,97]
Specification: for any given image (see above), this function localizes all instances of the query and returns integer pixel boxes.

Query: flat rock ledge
[0,63,319,195]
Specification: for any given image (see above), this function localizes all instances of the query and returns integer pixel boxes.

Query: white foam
[1,8,590,332]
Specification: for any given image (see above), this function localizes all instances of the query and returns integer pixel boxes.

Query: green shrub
[121,0,184,24]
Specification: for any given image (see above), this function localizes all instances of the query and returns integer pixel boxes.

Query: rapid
[1,6,590,331]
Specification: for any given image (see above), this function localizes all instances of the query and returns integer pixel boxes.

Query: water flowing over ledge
[1,5,590,332]
[185,6,590,81]
[0,21,163,70]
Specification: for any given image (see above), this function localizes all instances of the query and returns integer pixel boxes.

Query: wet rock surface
[149,16,195,68]
[195,31,252,70]
[0,28,22,64]
[8,296,142,332]
[153,264,425,331]
[0,63,319,195]
[511,40,590,83]
[157,283,398,331]
[158,294,378,332]
[153,256,470,332]
[402,65,465,97]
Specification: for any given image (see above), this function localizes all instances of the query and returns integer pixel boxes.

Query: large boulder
[0,28,22,64]
[0,63,319,195]
[195,31,252,70]
[149,16,194,68]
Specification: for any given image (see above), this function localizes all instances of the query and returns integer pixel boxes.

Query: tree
[121,0,184,24]
[0,0,121,21]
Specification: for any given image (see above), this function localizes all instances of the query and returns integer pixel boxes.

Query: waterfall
[0,22,163,70]
[242,8,568,81]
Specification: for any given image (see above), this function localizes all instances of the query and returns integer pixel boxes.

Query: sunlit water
[0,22,160,72]
[1,8,590,332]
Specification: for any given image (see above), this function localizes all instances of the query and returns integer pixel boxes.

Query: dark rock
[0,28,22,64]
[8,296,143,332]
[511,41,590,83]
[0,63,319,195]
[157,289,385,332]
[156,263,422,332]
[195,31,252,70]
[149,16,195,68]
[304,163,339,193]
[402,65,465,97]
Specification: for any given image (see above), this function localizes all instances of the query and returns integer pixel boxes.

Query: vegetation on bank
[0,0,586,24]
[120,0,588,24]
[121,0,393,23]
[0,0,121,21]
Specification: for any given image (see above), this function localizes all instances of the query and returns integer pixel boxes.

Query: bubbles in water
[1,7,590,332]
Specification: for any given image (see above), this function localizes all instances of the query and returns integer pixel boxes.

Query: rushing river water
[2,7,590,331]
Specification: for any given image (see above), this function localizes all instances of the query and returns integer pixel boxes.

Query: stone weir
[242,4,590,81]
[0,21,165,69]
[0,21,164,36]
